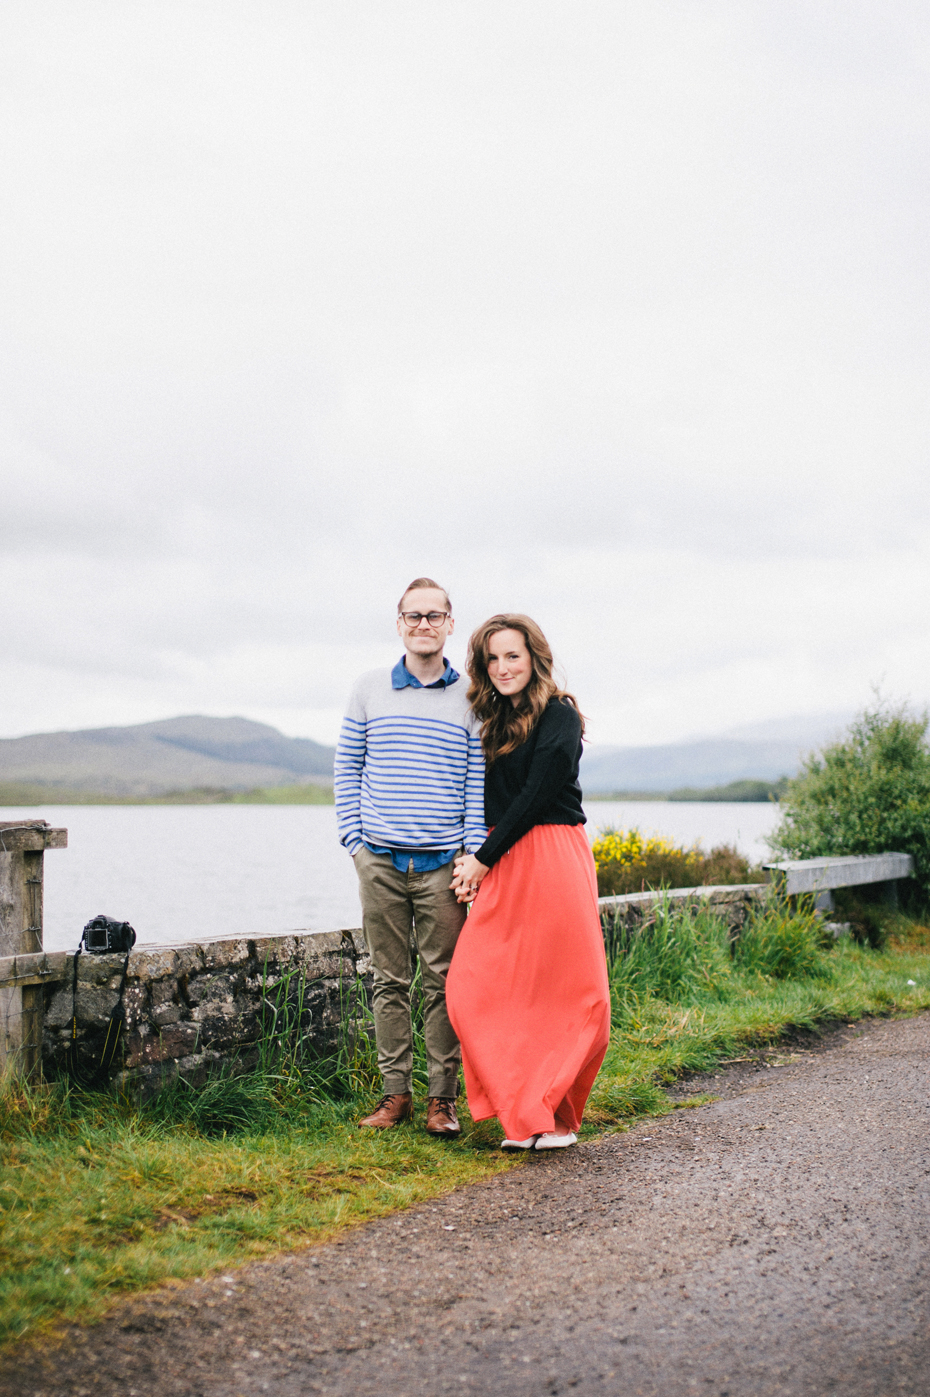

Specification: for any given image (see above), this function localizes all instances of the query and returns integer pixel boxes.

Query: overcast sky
[1,1,928,749]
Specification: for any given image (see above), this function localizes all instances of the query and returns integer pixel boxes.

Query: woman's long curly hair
[466,614,585,761]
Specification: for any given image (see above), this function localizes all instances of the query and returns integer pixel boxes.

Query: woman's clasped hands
[450,852,489,904]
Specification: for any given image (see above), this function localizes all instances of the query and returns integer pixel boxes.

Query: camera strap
[67,944,133,1087]
[97,952,132,1076]
[69,944,81,1048]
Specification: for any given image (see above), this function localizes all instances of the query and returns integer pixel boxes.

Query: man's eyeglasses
[400,611,450,627]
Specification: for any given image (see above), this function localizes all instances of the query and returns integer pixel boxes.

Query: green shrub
[701,843,761,885]
[769,702,930,907]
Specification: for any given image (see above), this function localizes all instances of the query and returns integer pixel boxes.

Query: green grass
[667,777,790,802]
[0,782,334,806]
[0,1088,512,1348]
[587,901,930,1123]
[2,902,929,1348]
[229,783,334,804]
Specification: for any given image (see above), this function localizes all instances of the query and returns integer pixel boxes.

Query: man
[334,578,486,1135]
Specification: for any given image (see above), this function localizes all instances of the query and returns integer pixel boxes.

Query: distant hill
[0,707,873,801]
[712,711,856,745]
[0,716,335,797]
[579,711,867,794]
[666,778,790,803]
[580,738,811,794]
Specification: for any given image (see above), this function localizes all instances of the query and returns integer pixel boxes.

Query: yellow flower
[591,826,702,872]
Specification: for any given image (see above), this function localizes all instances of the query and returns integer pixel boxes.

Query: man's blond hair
[397,577,452,613]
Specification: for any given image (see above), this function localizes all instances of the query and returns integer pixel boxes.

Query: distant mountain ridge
[0,708,865,800]
[579,710,858,794]
[580,737,815,794]
[0,716,335,797]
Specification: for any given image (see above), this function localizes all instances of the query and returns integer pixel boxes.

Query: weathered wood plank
[763,852,913,895]
[0,823,66,1077]
[0,951,71,989]
[0,824,68,852]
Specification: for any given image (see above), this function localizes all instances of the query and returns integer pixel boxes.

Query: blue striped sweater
[334,667,487,856]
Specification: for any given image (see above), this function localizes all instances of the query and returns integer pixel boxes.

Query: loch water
[0,802,782,953]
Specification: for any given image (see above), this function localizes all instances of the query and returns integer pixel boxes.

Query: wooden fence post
[0,821,68,1079]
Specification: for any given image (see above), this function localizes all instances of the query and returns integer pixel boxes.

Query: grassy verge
[588,936,930,1123]
[2,903,928,1348]
[0,783,334,806]
[229,783,334,804]
[0,1089,511,1348]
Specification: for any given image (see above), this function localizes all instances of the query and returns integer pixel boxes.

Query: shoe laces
[429,1096,456,1120]
[372,1093,407,1114]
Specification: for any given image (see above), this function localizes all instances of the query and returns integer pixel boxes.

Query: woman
[446,615,611,1151]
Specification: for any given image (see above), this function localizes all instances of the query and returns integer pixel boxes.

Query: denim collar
[391,656,460,690]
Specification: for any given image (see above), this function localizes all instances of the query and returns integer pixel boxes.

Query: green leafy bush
[769,703,930,907]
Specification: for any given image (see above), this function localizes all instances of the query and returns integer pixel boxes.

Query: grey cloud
[1,0,928,743]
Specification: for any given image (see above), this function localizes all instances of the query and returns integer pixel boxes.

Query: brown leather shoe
[358,1093,413,1129]
[426,1096,461,1137]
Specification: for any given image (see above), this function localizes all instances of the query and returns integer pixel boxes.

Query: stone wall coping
[0,927,367,990]
[130,926,364,954]
[598,883,768,914]
[130,926,362,949]
[5,892,782,988]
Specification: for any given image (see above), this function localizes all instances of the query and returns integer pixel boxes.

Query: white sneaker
[534,1131,577,1150]
[500,1135,539,1151]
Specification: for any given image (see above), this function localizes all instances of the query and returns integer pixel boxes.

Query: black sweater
[475,697,586,868]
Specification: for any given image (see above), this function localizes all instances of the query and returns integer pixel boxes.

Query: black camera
[80,914,137,954]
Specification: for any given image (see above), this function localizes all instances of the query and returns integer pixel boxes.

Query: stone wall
[42,929,372,1099]
[598,882,770,941]
[26,884,769,1096]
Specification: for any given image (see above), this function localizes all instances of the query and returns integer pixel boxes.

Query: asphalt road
[4,1013,928,1397]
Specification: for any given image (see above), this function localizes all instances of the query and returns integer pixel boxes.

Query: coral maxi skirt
[446,823,611,1141]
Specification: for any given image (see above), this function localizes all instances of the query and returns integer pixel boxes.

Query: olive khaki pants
[353,845,466,1098]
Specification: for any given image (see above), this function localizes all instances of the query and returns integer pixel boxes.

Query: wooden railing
[762,852,913,911]
[0,821,67,1078]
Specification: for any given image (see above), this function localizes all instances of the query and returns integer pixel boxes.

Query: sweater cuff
[474,837,499,868]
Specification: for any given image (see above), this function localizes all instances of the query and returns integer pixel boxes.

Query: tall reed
[603,897,734,1024]
[602,891,832,1030]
